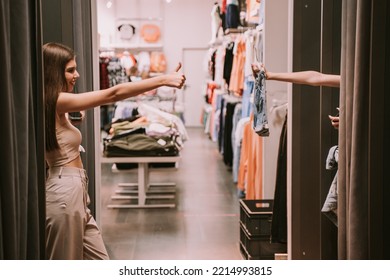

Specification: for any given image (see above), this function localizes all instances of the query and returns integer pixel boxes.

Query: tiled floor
[99,127,243,260]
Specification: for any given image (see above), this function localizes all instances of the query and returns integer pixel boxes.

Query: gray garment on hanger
[322,145,338,226]
[326,145,339,170]
[252,70,269,136]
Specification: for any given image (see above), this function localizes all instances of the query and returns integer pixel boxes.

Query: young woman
[252,63,340,129]
[43,42,186,260]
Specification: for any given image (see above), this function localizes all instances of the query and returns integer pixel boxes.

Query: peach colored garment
[253,133,263,199]
[229,37,246,96]
[207,82,218,134]
[237,114,263,199]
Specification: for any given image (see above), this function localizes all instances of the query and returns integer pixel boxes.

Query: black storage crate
[240,225,287,260]
[239,199,286,260]
[239,199,273,237]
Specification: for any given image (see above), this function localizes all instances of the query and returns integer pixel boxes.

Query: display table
[101,156,180,208]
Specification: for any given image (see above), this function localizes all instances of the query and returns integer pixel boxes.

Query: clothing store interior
[2,0,390,260]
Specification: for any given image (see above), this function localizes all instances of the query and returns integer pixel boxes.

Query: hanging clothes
[218,96,225,153]
[220,0,227,31]
[99,57,110,90]
[241,79,254,118]
[223,99,240,167]
[233,116,250,184]
[214,45,226,86]
[208,48,218,81]
[321,145,339,227]
[258,0,265,26]
[271,114,287,244]
[237,113,263,199]
[210,89,225,142]
[228,36,246,96]
[254,28,264,66]
[210,3,222,43]
[231,103,242,161]
[225,0,240,29]
[246,0,260,24]
[223,41,235,86]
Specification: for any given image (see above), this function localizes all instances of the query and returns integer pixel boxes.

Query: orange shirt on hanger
[228,37,246,96]
[237,113,263,199]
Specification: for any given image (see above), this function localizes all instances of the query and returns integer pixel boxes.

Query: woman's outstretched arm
[252,63,340,88]
[57,63,186,114]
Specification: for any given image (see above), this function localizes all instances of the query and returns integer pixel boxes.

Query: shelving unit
[101,155,180,209]
[100,17,163,51]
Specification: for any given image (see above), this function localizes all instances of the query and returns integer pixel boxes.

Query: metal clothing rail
[101,156,180,209]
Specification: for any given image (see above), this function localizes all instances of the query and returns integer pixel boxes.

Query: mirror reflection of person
[43,42,185,260]
[252,63,340,129]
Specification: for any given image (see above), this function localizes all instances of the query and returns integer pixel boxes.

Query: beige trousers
[46,167,109,260]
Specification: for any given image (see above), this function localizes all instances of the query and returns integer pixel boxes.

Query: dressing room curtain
[0,0,45,259]
[71,0,97,215]
[338,0,389,260]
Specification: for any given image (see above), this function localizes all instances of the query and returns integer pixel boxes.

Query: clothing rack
[224,27,253,35]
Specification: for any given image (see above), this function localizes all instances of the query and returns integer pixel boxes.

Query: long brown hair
[43,42,75,152]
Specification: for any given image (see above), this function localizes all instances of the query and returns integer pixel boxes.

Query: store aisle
[100,127,243,260]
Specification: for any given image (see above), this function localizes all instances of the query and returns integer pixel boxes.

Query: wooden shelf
[100,43,163,52]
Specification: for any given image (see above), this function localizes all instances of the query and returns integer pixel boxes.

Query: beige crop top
[45,117,82,167]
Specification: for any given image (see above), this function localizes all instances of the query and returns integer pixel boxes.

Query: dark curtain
[271,114,287,244]
[0,0,45,259]
[41,0,97,218]
[71,0,97,217]
[338,0,389,259]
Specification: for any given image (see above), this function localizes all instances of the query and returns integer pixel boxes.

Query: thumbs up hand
[165,62,186,89]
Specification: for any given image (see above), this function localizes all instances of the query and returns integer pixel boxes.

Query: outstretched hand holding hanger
[252,62,341,129]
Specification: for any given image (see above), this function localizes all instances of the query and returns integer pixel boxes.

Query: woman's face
[64,58,80,92]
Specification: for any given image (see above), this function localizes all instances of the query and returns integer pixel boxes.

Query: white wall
[97,0,116,47]
[163,0,213,71]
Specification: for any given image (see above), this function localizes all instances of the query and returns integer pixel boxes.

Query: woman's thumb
[175,62,182,72]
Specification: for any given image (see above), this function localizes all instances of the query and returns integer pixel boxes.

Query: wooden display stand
[101,156,180,209]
